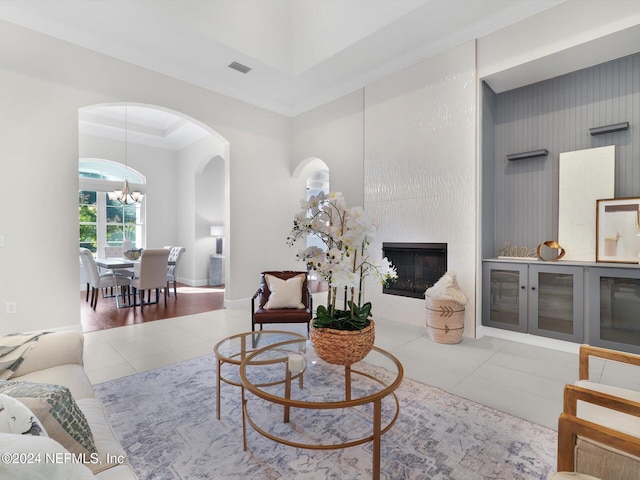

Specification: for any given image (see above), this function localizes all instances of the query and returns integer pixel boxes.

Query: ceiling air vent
[228,61,251,74]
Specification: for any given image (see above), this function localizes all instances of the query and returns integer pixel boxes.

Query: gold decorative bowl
[123,249,142,261]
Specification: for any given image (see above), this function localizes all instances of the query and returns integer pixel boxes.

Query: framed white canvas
[558,145,615,261]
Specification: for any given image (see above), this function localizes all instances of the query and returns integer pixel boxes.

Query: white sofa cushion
[77,398,128,475]
[16,364,95,400]
[10,332,84,377]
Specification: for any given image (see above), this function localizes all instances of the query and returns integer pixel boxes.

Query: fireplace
[382,243,447,299]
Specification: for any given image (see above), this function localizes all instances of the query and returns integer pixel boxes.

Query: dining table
[95,257,175,308]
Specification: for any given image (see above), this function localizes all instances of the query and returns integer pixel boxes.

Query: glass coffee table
[239,338,404,480]
[213,330,306,420]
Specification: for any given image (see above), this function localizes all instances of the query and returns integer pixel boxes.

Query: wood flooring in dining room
[80,284,225,333]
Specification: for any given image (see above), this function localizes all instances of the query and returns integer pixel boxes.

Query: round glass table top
[213,330,306,364]
[240,338,404,408]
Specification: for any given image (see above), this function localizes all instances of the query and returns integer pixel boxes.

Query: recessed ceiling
[79,105,211,151]
[0,0,566,116]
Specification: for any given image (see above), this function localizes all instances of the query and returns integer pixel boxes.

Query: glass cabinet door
[528,264,584,342]
[589,267,640,354]
[482,262,528,333]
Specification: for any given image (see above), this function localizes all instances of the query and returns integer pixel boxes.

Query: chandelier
[108,106,143,205]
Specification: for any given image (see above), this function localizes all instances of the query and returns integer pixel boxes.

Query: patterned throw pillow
[0,381,97,459]
[0,393,47,436]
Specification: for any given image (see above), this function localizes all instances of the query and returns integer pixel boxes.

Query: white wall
[194,153,225,285]
[173,136,224,286]
[0,19,292,333]
[290,43,477,336]
[291,90,365,207]
[364,41,478,335]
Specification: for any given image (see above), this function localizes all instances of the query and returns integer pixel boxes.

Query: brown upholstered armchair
[251,271,312,334]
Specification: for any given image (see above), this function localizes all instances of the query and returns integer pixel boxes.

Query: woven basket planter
[309,319,375,366]
[425,297,465,344]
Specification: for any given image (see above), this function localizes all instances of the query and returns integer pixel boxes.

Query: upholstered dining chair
[130,249,170,312]
[163,246,186,299]
[103,245,135,282]
[103,246,123,258]
[251,271,312,334]
[79,248,131,310]
[553,345,640,480]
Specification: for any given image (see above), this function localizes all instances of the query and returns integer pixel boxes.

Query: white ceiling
[79,105,211,151]
[0,0,566,117]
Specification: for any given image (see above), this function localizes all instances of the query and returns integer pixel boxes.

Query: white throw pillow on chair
[264,274,305,309]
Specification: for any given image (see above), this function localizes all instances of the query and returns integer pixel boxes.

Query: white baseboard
[481,326,580,354]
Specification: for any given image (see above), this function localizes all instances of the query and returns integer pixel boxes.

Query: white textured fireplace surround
[364,42,477,337]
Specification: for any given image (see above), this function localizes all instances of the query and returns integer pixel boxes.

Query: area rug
[93,354,557,480]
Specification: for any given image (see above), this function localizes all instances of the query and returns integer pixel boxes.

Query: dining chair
[163,246,186,299]
[103,246,122,258]
[79,248,131,310]
[130,249,170,312]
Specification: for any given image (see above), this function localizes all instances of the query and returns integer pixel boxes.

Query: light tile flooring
[83,307,637,431]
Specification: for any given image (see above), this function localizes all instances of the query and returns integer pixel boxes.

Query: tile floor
[82,306,637,431]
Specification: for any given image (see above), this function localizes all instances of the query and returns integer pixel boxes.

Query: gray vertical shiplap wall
[488,52,640,256]
[482,82,497,258]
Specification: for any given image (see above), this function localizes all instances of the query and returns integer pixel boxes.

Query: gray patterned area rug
[93,354,556,480]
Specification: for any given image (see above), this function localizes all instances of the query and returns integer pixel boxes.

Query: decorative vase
[309,319,375,366]
[122,237,133,253]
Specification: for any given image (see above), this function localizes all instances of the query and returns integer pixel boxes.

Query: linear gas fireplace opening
[382,243,447,299]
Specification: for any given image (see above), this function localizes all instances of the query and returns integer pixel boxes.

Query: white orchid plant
[287,191,397,330]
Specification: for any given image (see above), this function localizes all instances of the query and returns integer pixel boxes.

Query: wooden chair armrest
[579,344,640,380]
[563,384,640,416]
[557,412,640,471]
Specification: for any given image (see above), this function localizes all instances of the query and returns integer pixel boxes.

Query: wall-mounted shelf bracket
[506,149,549,161]
[589,122,629,135]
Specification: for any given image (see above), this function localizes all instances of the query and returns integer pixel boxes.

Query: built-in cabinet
[589,267,640,354]
[480,52,640,353]
[483,260,640,353]
[483,261,584,343]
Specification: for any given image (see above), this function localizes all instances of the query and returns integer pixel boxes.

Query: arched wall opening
[292,157,330,293]
[78,102,229,291]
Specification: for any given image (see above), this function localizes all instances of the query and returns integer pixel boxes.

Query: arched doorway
[78,103,229,290]
[293,157,330,293]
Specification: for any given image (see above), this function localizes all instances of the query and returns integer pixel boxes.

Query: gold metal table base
[240,340,403,480]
